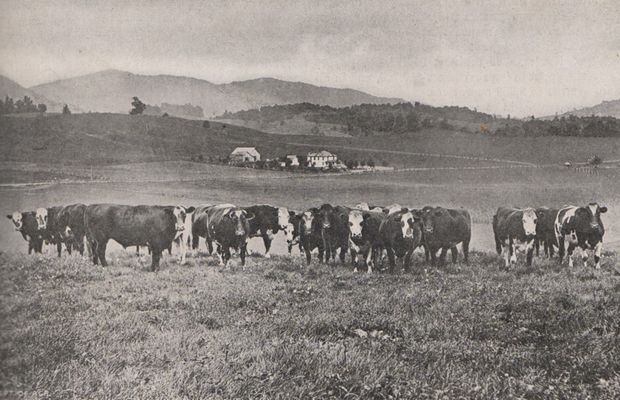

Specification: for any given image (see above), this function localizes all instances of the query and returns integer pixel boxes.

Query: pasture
[1,147,619,398]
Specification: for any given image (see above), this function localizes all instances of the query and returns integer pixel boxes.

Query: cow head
[35,207,48,230]
[574,202,607,235]
[420,206,440,235]
[7,211,23,230]
[319,204,335,230]
[172,206,195,231]
[355,202,370,211]
[227,209,254,237]
[385,204,402,215]
[348,210,365,239]
[277,207,290,230]
[399,209,419,239]
[522,208,538,238]
[301,208,318,235]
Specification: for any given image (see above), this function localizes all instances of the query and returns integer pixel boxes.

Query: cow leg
[429,246,438,266]
[548,240,555,258]
[339,246,347,265]
[386,247,396,272]
[526,238,535,266]
[91,240,99,265]
[424,244,430,262]
[178,236,187,265]
[450,245,458,264]
[594,242,603,269]
[192,234,200,251]
[151,248,161,271]
[240,243,247,267]
[509,238,517,265]
[557,236,565,263]
[462,240,470,264]
[566,242,576,267]
[223,247,231,268]
[403,250,412,272]
[28,241,33,254]
[365,248,374,274]
[350,248,358,271]
[56,242,62,258]
[97,241,108,267]
[262,232,272,258]
[502,242,510,268]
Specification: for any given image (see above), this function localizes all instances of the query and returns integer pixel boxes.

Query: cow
[384,204,403,215]
[297,208,325,265]
[378,208,423,272]
[242,205,291,258]
[535,207,559,258]
[555,203,607,269]
[56,203,87,256]
[6,211,44,254]
[171,206,195,265]
[348,208,386,273]
[493,207,538,268]
[421,207,471,266]
[35,206,66,257]
[84,204,186,271]
[191,204,218,254]
[286,210,302,254]
[318,204,350,265]
[202,204,253,267]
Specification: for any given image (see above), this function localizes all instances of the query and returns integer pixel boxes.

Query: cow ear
[186,206,196,213]
[362,213,370,221]
[434,210,442,216]
[289,210,296,218]
[6,215,12,219]
[245,212,255,220]
[599,206,607,213]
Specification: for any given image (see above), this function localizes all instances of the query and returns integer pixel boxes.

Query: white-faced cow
[84,204,185,271]
[348,208,386,273]
[242,205,291,258]
[296,208,325,265]
[534,207,559,258]
[36,206,67,257]
[555,203,607,269]
[203,204,254,267]
[493,207,538,268]
[421,207,471,266]
[6,211,44,254]
[378,208,423,272]
[318,204,351,265]
[171,206,195,265]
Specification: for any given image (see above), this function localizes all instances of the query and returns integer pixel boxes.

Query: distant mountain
[30,70,403,117]
[555,99,620,119]
[0,75,64,112]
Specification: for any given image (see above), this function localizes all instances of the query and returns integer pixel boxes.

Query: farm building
[286,155,300,166]
[229,147,261,164]
[307,150,337,168]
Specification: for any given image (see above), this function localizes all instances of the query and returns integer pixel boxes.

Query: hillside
[556,99,620,118]
[29,70,402,117]
[0,75,64,113]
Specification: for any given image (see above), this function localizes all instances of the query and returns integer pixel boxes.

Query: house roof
[307,150,335,157]
[231,147,260,157]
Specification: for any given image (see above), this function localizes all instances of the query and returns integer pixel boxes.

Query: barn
[229,147,261,164]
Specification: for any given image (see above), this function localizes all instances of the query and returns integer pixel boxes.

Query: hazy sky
[1,0,619,116]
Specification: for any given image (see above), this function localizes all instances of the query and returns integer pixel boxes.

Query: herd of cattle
[6,201,608,271]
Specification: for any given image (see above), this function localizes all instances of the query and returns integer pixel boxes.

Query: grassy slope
[1,251,619,399]
[2,114,620,168]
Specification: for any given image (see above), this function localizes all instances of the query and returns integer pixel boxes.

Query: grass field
[1,249,619,399]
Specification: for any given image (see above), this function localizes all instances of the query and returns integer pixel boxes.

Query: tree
[202,120,210,128]
[130,96,146,115]
[367,159,375,168]
[62,104,71,114]
[589,155,603,167]
[37,104,47,113]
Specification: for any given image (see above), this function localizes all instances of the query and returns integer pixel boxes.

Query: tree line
[493,115,620,137]
[0,95,47,115]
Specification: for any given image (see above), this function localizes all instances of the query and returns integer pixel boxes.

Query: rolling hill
[29,70,403,117]
[555,99,620,118]
[0,75,64,113]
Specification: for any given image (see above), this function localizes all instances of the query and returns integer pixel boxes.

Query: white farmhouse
[307,150,337,168]
[229,147,261,164]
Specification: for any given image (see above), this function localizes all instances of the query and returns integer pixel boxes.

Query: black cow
[421,207,471,266]
[286,211,304,254]
[56,203,87,255]
[348,208,386,273]
[493,207,538,268]
[84,204,186,271]
[555,203,607,269]
[203,204,254,267]
[242,205,292,258]
[297,208,325,265]
[535,207,559,258]
[35,206,66,257]
[318,204,350,265]
[6,211,44,254]
[378,208,423,272]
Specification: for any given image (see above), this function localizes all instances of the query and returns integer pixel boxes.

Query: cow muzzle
[175,224,185,232]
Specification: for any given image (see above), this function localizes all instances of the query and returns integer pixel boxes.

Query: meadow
[1,248,619,399]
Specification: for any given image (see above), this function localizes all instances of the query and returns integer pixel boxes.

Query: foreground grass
[1,250,619,399]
